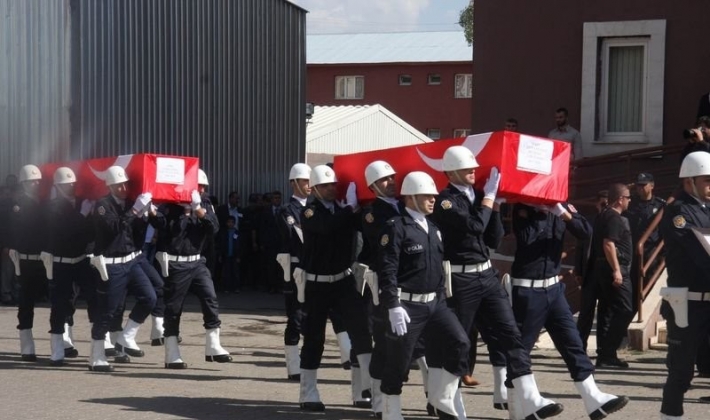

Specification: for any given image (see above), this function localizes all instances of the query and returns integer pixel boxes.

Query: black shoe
[342,361,351,370]
[88,364,115,372]
[104,348,117,357]
[151,338,164,346]
[205,354,233,363]
[590,396,629,420]
[115,343,144,357]
[374,412,382,419]
[287,374,301,381]
[165,361,188,369]
[437,410,456,420]
[527,403,564,420]
[114,354,131,364]
[353,400,372,409]
[21,354,37,362]
[426,402,437,416]
[299,402,325,411]
[493,402,508,410]
[49,359,64,367]
[362,389,372,399]
[64,347,79,358]
[596,357,629,369]
[697,372,710,378]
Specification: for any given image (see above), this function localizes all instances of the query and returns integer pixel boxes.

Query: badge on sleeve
[673,215,686,228]
[97,206,106,216]
[12,205,20,213]
[441,200,452,210]
[365,213,374,223]
[567,204,578,213]
[286,215,295,225]
[380,234,389,246]
[304,209,314,219]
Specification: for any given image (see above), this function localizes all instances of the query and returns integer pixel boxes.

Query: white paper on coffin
[516,135,554,175]
[156,157,186,184]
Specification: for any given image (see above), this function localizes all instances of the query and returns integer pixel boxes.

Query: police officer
[154,172,232,369]
[43,167,97,365]
[298,165,373,412]
[8,164,47,361]
[658,152,710,419]
[378,171,470,420]
[429,145,562,419]
[88,166,157,372]
[510,202,628,419]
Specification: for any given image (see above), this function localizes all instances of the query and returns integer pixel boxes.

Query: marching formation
[7,148,710,420]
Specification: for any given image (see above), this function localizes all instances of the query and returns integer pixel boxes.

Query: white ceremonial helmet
[18,164,42,182]
[679,151,710,178]
[442,145,479,171]
[53,167,76,185]
[289,163,312,180]
[400,171,439,196]
[198,169,209,186]
[310,165,337,187]
[365,160,396,186]
[105,166,129,186]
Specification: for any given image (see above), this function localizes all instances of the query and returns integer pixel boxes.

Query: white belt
[399,290,437,303]
[305,268,352,283]
[53,255,87,264]
[450,260,492,273]
[688,291,710,302]
[18,254,41,261]
[165,254,201,263]
[291,256,300,263]
[511,276,559,288]
[104,251,140,265]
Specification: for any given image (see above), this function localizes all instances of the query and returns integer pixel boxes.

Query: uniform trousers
[661,300,710,416]
[448,268,531,380]
[49,260,97,333]
[300,275,372,369]
[369,303,388,380]
[136,254,165,317]
[91,259,156,340]
[512,281,594,381]
[163,260,221,337]
[576,274,600,351]
[284,267,303,346]
[16,261,47,330]
[594,266,634,359]
[381,295,469,395]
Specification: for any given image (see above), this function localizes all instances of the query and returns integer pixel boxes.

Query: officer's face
[21,180,40,196]
[314,183,337,201]
[635,183,653,197]
[373,175,397,198]
[413,194,436,215]
[56,182,75,198]
[693,176,710,201]
[198,184,207,194]
[293,179,311,197]
[109,182,129,200]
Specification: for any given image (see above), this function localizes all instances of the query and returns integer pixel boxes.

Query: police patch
[673,215,686,228]
[12,205,19,213]
[380,234,389,246]
[567,204,578,213]
[304,208,314,219]
[97,206,106,216]
[365,212,374,223]
[286,215,295,225]
[441,200,452,210]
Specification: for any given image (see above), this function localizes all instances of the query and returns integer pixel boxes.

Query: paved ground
[1,291,709,420]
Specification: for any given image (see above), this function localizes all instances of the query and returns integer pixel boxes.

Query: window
[398,74,412,86]
[335,76,364,100]
[454,74,472,98]
[427,129,441,140]
[428,74,441,85]
[581,20,666,155]
[453,129,471,138]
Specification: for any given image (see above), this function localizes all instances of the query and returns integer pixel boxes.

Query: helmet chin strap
[312,185,324,201]
[451,171,469,187]
[294,181,307,198]
[411,196,425,214]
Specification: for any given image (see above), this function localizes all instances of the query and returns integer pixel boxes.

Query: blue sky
[290,0,471,34]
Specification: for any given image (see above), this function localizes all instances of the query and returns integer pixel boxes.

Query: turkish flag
[40,154,200,203]
[333,131,570,205]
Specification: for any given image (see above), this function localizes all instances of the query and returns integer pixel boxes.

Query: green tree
[458,2,473,46]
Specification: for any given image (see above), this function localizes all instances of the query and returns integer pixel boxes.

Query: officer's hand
[690,128,705,143]
[483,167,501,201]
[191,190,202,211]
[612,269,623,287]
[388,306,411,336]
[550,203,568,217]
[345,182,358,208]
[80,199,95,217]
[133,192,153,213]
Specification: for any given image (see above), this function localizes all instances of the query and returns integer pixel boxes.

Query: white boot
[285,345,301,380]
[427,367,443,415]
[49,334,65,365]
[116,319,144,357]
[164,336,187,369]
[454,388,468,419]
[416,357,429,395]
[299,369,325,411]
[357,353,373,398]
[205,328,232,362]
[19,329,36,361]
[372,378,384,416]
[150,316,165,346]
[493,366,508,409]
[434,369,460,418]
[382,393,405,420]
[88,339,114,372]
[62,323,78,357]
[336,331,352,368]
[575,375,628,418]
[507,385,523,420]
[512,374,563,419]
[660,414,683,420]
[351,366,372,408]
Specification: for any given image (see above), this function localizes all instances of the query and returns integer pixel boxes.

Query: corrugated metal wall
[0,0,306,202]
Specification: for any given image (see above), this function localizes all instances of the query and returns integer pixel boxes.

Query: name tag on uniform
[405,244,423,254]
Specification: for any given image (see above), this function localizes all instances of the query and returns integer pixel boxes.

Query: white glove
[345,182,358,208]
[133,192,152,213]
[80,199,95,217]
[191,190,202,211]
[388,306,411,336]
[483,167,500,201]
[551,203,567,217]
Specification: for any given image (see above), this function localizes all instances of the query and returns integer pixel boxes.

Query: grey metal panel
[0,0,306,202]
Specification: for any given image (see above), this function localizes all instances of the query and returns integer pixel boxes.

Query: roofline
[307,60,474,66]
[307,30,464,36]
[283,0,308,14]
